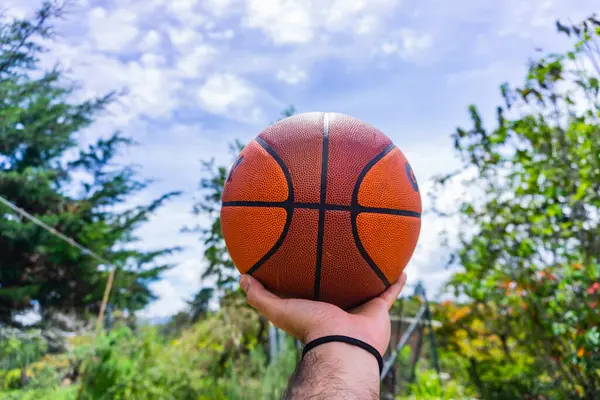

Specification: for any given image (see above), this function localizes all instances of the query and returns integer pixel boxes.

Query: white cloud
[140,279,188,319]
[165,0,208,27]
[276,65,307,85]
[176,44,219,78]
[3,1,28,19]
[165,259,203,288]
[197,73,257,115]
[121,63,183,120]
[243,0,398,45]
[326,0,396,35]
[381,28,434,61]
[355,15,379,35]
[446,62,506,85]
[244,0,314,45]
[208,29,236,40]
[88,7,139,53]
[45,41,182,123]
[326,0,369,28]
[492,0,559,39]
[166,0,199,15]
[137,30,162,52]
[381,41,399,54]
[204,0,237,16]
[167,26,203,51]
[140,53,167,67]
[399,29,433,56]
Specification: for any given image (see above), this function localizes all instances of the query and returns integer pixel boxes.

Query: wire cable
[0,194,115,333]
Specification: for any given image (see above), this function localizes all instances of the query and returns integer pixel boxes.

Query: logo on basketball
[405,163,419,192]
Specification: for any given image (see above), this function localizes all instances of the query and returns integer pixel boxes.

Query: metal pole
[96,267,116,335]
[104,303,113,333]
[414,282,443,392]
[424,293,443,391]
[269,323,277,363]
[381,305,427,380]
[276,327,284,354]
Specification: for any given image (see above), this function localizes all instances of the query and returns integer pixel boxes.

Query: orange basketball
[221,112,421,309]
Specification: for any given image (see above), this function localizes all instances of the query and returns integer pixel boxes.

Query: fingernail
[240,275,250,293]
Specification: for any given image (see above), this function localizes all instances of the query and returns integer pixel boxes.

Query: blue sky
[6,0,599,318]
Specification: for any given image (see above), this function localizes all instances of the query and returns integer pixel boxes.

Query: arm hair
[282,350,379,400]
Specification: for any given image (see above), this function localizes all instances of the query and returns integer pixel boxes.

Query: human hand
[239,272,407,355]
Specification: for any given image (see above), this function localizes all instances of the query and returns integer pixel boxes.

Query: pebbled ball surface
[221,112,422,309]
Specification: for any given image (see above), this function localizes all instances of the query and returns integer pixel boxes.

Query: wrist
[310,341,380,376]
[303,335,384,375]
[305,328,384,355]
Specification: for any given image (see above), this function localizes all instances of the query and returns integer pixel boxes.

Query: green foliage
[399,370,474,400]
[435,15,600,399]
[0,386,76,400]
[0,2,179,326]
[2,369,22,390]
[76,303,289,400]
[0,330,48,371]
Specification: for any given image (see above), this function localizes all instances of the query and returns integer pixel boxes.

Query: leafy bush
[434,16,600,399]
[0,329,48,371]
[398,369,476,400]
[2,369,22,390]
[77,297,293,399]
[0,386,76,400]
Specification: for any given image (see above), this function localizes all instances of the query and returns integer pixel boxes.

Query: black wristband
[302,335,383,374]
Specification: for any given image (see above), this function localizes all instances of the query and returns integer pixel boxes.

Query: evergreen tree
[0,3,180,327]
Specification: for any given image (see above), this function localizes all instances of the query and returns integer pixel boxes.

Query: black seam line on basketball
[351,216,391,287]
[256,137,294,203]
[246,138,295,276]
[314,112,329,301]
[294,203,420,217]
[221,201,421,218]
[351,142,396,207]
[222,201,285,208]
[349,143,397,288]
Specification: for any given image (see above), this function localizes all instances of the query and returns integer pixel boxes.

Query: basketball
[221,112,421,309]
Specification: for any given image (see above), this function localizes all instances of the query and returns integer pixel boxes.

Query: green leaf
[585,327,599,347]
[552,322,567,335]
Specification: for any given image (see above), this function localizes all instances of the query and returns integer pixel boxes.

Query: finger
[378,273,407,310]
[349,273,407,318]
[240,275,327,339]
[240,274,284,317]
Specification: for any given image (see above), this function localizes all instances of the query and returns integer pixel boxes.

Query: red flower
[588,282,600,295]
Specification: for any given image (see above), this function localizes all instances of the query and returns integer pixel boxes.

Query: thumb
[240,274,334,341]
[240,274,283,316]
[352,273,407,317]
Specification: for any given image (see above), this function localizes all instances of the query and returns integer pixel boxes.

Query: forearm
[283,342,380,400]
